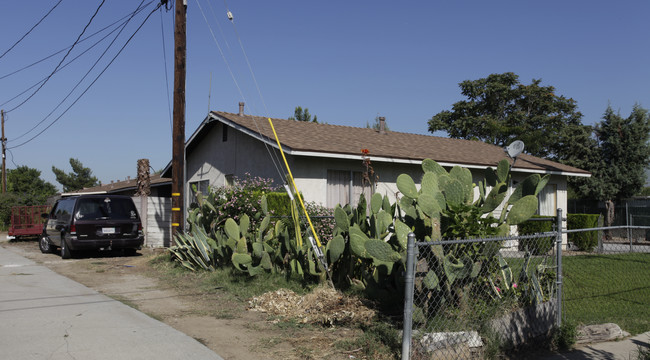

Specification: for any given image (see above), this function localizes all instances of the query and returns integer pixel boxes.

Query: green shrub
[189,174,279,232]
[552,320,577,351]
[567,214,599,251]
[258,191,335,244]
[517,215,555,254]
[262,191,292,216]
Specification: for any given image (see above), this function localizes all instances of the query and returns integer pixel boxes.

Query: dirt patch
[1,239,370,360]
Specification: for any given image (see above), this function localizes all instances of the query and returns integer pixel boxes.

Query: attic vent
[238,102,245,116]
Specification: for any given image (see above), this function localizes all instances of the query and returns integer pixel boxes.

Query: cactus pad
[224,218,239,240]
[422,158,447,176]
[423,270,440,290]
[397,174,418,199]
[371,193,383,214]
[327,235,345,263]
[506,195,539,225]
[365,239,401,262]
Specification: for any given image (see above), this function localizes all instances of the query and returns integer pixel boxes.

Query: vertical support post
[171,0,187,242]
[598,215,604,254]
[555,208,563,327]
[626,201,632,251]
[1,109,6,194]
[402,232,416,360]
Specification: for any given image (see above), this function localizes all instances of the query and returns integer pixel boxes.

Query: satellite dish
[505,140,525,159]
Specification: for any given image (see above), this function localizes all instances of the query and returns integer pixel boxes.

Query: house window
[538,184,557,216]
[189,180,209,205]
[326,170,372,208]
[222,125,228,142]
[225,174,235,187]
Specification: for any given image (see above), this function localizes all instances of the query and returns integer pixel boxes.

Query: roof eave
[289,149,591,177]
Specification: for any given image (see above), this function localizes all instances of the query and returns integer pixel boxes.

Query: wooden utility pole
[171,0,186,240]
[1,110,6,194]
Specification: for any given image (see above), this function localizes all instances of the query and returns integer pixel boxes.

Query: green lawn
[562,253,650,334]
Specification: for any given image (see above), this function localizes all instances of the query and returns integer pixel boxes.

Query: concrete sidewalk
[0,244,224,360]
[539,332,650,360]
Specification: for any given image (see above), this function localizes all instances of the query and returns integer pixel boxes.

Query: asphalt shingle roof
[212,111,589,176]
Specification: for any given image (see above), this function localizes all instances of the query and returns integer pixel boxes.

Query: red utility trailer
[8,205,50,240]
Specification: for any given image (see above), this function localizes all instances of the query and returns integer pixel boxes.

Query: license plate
[102,227,115,234]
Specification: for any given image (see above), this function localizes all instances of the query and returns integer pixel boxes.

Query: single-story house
[62,174,172,198]
[163,103,590,229]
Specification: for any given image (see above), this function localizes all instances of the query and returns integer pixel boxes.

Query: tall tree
[568,105,650,228]
[289,106,318,123]
[52,158,99,193]
[428,72,586,159]
[0,166,58,225]
[7,166,58,205]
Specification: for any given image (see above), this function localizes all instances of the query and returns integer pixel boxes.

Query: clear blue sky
[0,1,648,190]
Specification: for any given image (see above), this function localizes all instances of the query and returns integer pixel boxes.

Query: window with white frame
[189,180,209,205]
[537,184,557,216]
[326,170,372,208]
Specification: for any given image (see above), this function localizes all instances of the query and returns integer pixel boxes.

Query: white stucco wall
[183,123,570,245]
[185,122,284,209]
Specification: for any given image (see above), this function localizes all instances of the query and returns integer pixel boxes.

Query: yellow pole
[267,118,323,248]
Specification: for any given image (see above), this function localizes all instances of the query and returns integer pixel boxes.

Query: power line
[160,7,173,135]
[1,14,137,112]
[9,0,150,143]
[194,0,287,184]
[8,2,163,150]
[0,0,64,61]
[7,149,19,168]
[0,1,154,82]
[6,0,107,113]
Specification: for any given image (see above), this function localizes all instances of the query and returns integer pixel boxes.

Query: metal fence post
[402,232,416,360]
[627,201,633,252]
[555,208,563,327]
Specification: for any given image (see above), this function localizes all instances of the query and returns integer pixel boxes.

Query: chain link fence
[401,212,650,359]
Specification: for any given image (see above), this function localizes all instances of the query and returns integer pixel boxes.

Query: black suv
[40,195,144,258]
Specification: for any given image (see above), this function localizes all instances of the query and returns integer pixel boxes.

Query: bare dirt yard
[2,239,379,360]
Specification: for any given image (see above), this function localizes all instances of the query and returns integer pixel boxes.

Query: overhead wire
[194,0,287,183]
[218,2,329,269]
[8,1,163,150]
[6,0,107,113]
[159,7,173,135]
[9,0,150,143]
[7,149,19,168]
[0,1,154,82]
[1,9,143,111]
[222,2,290,185]
[0,0,64,61]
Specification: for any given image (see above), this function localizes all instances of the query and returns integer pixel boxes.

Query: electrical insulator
[227,11,233,21]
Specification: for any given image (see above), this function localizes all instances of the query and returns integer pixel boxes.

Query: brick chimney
[379,117,386,135]
[238,102,245,116]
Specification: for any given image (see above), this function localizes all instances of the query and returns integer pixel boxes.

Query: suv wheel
[60,237,72,259]
[39,235,54,254]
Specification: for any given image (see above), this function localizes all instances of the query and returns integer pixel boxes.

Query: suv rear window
[74,197,139,221]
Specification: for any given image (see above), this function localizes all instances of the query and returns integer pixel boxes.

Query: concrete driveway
[0,243,224,360]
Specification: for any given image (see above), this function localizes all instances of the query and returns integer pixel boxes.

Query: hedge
[517,215,555,254]
[567,214,600,251]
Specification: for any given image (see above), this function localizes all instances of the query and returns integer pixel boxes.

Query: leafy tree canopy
[289,106,318,123]
[428,72,587,159]
[52,158,99,193]
[568,105,650,202]
[7,166,58,205]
